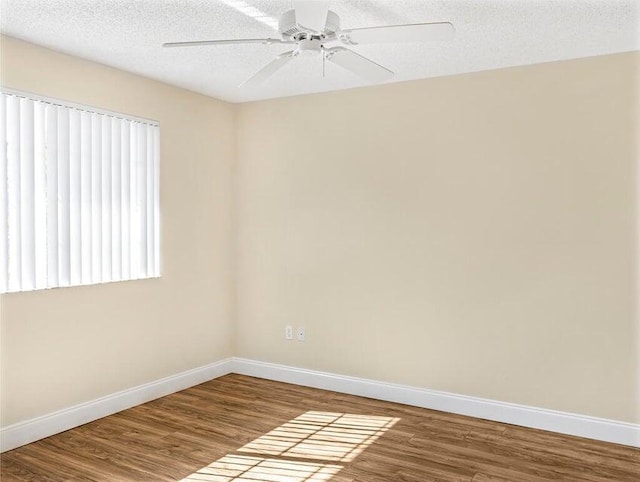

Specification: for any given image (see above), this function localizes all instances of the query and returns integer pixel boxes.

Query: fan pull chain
[322,49,326,78]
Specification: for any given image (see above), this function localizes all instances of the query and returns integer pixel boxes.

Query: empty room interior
[0,0,639,480]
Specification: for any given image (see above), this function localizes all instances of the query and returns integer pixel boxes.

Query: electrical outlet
[297,326,305,341]
[285,325,293,340]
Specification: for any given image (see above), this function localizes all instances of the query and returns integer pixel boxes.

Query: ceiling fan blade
[163,38,293,48]
[339,22,455,45]
[293,0,329,32]
[326,47,393,82]
[240,51,296,88]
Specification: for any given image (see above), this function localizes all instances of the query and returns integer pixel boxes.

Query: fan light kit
[163,0,455,87]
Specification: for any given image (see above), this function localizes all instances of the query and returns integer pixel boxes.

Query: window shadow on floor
[179,411,400,482]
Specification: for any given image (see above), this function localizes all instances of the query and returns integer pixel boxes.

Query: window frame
[0,88,161,294]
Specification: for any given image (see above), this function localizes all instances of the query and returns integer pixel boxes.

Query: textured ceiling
[1,0,638,103]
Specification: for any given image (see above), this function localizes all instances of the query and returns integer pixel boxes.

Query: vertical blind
[0,90,160,293]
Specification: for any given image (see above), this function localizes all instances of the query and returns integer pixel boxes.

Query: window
[0,90,160,293]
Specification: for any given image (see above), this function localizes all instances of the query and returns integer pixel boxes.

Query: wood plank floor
[1,374,639,481]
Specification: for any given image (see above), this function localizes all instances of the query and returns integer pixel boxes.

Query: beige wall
[0,36,236,426]
[236,52,639,423]
[1,34,637,429]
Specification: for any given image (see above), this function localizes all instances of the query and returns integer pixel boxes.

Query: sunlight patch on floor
[238,411,400,462]
[178,411,400,482]
[181,454,341,482]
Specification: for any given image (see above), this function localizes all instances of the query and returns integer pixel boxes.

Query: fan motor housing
[279,9,340,41]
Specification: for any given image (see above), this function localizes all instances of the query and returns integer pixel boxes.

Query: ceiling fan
[163,0,455,87]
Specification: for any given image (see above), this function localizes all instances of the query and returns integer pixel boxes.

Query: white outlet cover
[297,327,305,341]
[285,325,293,340]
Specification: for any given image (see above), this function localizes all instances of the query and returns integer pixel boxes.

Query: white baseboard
[231,357,640,448]
[0,358,233,453]
[3,356,637,453]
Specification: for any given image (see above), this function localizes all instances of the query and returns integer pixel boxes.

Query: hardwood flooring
[1,374,639,481]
